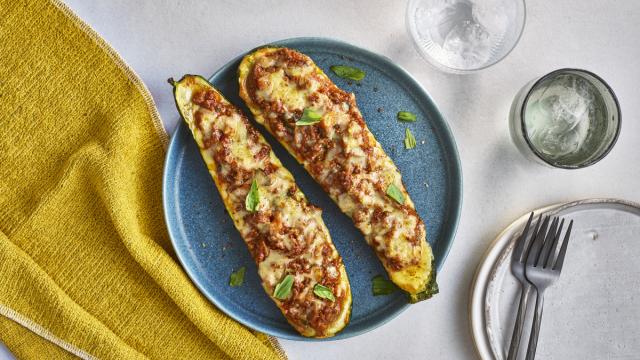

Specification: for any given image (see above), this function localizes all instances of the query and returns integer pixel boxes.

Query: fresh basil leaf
[397,111,417,122]
[372,275,397,296]
[295,108,323,126]
[229,267,246,287]
[404,128,416,149]
[386,183,405,204]
[273,274,294,300]
[330,65,366,81]
[245,179,259,212]
[313,284,336,302]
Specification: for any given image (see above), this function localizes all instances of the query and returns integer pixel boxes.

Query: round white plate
[470,199,640,359]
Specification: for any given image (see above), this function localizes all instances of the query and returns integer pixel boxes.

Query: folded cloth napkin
[0,1,286,359]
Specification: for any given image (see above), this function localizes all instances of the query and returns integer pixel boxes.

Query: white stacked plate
[470,199,640,359]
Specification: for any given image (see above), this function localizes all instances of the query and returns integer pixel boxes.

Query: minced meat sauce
[191,87,347,336]
[245,48,426,273]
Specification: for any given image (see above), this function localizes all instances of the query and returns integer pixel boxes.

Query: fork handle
[525,290,545,360]
[507,283,532,360]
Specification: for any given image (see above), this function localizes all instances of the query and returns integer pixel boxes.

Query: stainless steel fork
[507,213,544,360]
[524,216,573,360]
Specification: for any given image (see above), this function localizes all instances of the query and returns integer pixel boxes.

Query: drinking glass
[509,68,621,169]
[406,0,526,73]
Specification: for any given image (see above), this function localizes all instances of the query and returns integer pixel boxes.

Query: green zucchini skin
[408,259,438,303]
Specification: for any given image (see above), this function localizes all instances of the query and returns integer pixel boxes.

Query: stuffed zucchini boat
[170,75,351,337]
[238,48,437,302]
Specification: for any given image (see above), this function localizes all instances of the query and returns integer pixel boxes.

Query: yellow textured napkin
[0,1,286,359]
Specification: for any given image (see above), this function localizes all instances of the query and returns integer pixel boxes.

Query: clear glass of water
[406,0,526,73]
[509,69,621,169]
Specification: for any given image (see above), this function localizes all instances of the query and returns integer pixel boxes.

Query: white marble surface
[4,1,639,359]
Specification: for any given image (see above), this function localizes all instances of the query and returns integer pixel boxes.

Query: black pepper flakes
[377,107,384,113]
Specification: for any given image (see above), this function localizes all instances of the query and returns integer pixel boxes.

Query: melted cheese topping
[174,75,351,337]
[239,49,433,294]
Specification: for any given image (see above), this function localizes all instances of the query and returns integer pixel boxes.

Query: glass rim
[405,0,527,74]
[519,68,622,169]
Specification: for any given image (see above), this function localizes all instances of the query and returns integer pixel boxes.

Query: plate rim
[469,198,640,359]
[163,36,462,341]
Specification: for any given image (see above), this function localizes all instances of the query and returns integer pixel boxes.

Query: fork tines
[527,216,574,271]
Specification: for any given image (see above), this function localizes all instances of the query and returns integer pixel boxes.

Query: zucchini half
[170,75,352,337]
[237,48,437,302]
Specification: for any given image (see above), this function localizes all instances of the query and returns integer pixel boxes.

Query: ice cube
[442,20,491,66]
[525,75,596,159]
[472,0,510,35]
[414,0,512,69]
[556,91,587,123]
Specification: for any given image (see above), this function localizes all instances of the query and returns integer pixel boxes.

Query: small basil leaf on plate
[273,274,295,300]
[245,179,260,212]
[372,275,397,296]
[295,108,323,126]
[397,111,417,122]
[313,284,336,302]
[404,128,416,149]
[229,267,246,287]
[330,65,366,81]
[386,183,405,204]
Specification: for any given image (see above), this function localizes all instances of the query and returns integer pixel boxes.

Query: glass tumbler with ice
[509,69,621,169]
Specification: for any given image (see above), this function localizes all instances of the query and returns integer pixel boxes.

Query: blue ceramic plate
[163,37,462,340]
